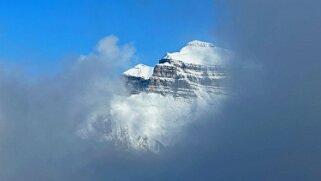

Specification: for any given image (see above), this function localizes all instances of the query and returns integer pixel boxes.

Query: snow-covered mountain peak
[81,40,229,154]
[187,40,214,48]
[162,40,230,65]
[123,64,153,79]
[123,40,228,98]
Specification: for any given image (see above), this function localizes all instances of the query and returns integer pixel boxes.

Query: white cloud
[79,35,135,68]
[79,90,226,153]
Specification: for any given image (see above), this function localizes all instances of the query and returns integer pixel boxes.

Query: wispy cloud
[0,35,136,180]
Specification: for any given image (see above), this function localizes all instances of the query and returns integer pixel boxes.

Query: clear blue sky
[0,0,219,73]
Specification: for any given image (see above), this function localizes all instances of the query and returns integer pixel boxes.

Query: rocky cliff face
[125,59,227,98]
[123,40,229,98]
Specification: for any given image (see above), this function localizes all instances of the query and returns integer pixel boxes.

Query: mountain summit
[123,40,229,98]
[79,40,230,153]
[161,40,230,65]
[187,40,215,47]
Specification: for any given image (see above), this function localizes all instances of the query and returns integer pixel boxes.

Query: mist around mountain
[78,40,230,153]
[0,36,233,180]
[0,0,320,179]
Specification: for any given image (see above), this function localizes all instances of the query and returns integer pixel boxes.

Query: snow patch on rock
[123,64,154,79]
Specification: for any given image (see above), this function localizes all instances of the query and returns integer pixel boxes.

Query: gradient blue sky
[0,0,218,73]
